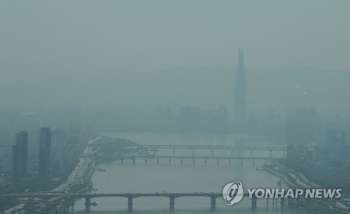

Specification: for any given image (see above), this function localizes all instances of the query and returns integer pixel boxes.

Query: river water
[74,133,303,214]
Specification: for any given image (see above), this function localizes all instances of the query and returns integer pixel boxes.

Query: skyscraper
[12,131,28,179]
[234,48,246,120]
[39,127,51,177]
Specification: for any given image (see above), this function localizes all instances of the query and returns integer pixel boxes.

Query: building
[52,159,64,177]
[179,107,201,122]
[39,127,51,177]
[12,131,28,179]
[286,107,316,143]
[233,48,247,121]
[327,130,348,161]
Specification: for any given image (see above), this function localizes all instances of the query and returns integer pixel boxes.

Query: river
[74,132,303,214]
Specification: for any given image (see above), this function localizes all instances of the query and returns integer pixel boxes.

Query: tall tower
[234,48,246,120]
[12,131,28,179]
[39,127,51,177]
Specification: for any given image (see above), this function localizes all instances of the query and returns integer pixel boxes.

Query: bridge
[136,145,285,150]
[89,143,286,158]
[120,155,279,165]
[135,145,286,157]
[0,192,254,212]
[5,191,344,213]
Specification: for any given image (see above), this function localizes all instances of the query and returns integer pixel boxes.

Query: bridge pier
[210,196,216,210]
[121,158,124,165]
[229,159,231,165]
[128,196,133,212]
[192,149,195,156]
[241,159,243,165]
[205,158,207,166]
[216,158,219,166]
[251,195,257,209]
[253,159,255,165]
[211,149,214,157]
[157,157,159,165]
[280,198,285,206]
[133,157,135,165]
[288,197,294,207]
[169,196,175,210]
[85,196,91,213]
[70,199,74,213]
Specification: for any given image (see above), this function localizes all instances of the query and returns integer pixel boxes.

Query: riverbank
[264,160,349,214]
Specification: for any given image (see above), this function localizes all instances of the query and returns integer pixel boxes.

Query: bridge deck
[120,155,277,159]
[131,145,284,150]
[88,143,286,150]
[0,192,231,198]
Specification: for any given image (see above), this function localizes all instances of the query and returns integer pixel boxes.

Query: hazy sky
[1,0,350,74]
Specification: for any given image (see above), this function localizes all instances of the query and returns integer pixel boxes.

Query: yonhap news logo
[222,181,342,206]
[222,181,244,206]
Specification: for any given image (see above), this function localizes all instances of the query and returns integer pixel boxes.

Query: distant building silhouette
[234,48,246,120]
[327,130,348,161]
[179,107,201,122]
[286,107,316,143]
[39,127,51,177]
[12,131,28,179]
